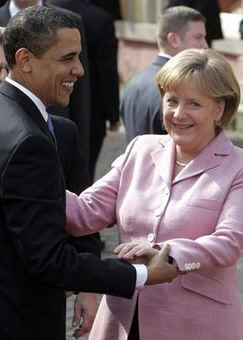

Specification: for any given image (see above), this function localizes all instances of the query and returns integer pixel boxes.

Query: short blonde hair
[156,48,240,128]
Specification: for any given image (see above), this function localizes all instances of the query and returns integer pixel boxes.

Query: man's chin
[54,98,70,108]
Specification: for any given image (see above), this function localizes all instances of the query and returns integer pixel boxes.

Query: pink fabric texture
[66,132,243,340]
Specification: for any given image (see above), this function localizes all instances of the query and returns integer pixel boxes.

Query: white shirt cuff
[133,264,148,288]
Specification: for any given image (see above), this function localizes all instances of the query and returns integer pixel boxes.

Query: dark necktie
[47,115,57,146]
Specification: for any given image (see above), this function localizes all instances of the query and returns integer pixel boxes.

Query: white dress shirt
[5,76,48,122]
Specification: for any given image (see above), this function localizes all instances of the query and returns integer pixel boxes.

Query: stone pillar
[120,0,168,23]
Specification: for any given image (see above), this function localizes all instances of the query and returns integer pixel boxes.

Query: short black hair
[3,5,80,68]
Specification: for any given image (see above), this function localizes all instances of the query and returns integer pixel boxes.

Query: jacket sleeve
[1,135,136,296]
[66,137,138,236]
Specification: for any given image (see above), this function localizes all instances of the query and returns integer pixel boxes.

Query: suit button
[186,263,192,271]
[147,233,155,242]
[184,263,190,271]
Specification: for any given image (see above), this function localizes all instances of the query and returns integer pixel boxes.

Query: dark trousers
[128,301,139,340]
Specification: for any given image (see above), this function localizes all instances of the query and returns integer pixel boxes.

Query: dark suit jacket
[51,115,101,255]
[51,115,90,193]
[166,0,223,46]
[90,0,121,19]
[121,55,169,143]
[0,0,92,182]
[51,0,120,179]
[0,81,136,340]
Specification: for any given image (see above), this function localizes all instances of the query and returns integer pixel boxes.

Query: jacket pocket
[181,273,232,304]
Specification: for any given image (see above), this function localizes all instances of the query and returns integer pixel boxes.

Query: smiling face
[163,81,224,159]
[15,27,84,107]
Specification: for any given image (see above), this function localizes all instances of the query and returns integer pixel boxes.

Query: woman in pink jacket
[66,48,243,340]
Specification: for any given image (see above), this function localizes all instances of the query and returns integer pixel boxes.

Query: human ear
[167,32,181,48]
[15,48,32,72]
[215,99,225,122]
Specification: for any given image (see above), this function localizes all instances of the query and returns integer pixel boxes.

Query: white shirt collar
[5,76,48,122]
[9,1,43,18]
[158,52,172,59]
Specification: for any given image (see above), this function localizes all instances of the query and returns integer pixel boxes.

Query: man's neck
[158,49,172,59]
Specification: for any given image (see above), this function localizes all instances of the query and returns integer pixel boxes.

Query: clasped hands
[114,241,180,285]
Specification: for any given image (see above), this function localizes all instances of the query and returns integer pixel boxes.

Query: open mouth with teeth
[62,81,75,92]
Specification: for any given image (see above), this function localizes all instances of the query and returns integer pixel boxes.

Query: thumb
[160,243,170,259]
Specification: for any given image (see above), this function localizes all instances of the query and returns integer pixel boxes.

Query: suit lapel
[151,135,175,187]
[0,81,52,142]
[151,132,232,185]
[174,132,232,183]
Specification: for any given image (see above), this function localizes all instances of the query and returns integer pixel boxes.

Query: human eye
[166,96,178,106]
[189,100,201,108]
[61,53,76,63]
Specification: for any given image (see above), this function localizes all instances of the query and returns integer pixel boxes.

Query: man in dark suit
[0,0,92,187]
[0,6,177,340]
[0,0,108,251]
[52,0,120,182]
[166,0,223,46]
[121,6,208,143]
[52,115,100,335]
[0,22,100,334]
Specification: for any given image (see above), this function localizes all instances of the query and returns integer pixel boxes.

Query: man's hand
[146,244,178,285]
[72,292,98,339]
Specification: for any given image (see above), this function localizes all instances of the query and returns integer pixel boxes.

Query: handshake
[114,241,179,285]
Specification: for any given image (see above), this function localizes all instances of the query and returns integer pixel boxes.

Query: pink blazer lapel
[175,132,233,182]
[151,132,233,184]
[151,135,175,187]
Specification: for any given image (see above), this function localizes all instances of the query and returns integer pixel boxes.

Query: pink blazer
[66,132,243,340]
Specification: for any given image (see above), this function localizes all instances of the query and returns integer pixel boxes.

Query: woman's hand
[114,241,159,264]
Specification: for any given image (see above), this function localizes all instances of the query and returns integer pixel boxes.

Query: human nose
[173,104,185,119]
[72,57,85,78]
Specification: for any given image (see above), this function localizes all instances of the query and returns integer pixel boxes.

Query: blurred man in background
[121,6,207,143]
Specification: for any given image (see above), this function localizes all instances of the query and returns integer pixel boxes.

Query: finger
[73,314,92,338]
[160,243,170,259]
[120,245,143,259]
[113,243,129,254]
[116,244,138,258]
[73,326,87,338]
[72,302,83,328]
[134,247,158,257]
